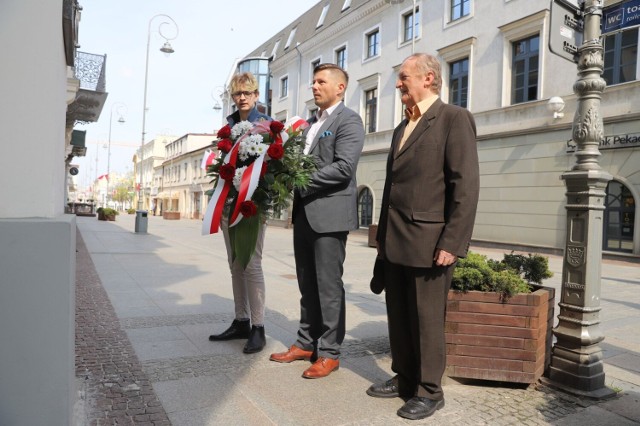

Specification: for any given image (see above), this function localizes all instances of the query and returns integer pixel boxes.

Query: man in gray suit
[366,53,479,420]
[269,63,364,379]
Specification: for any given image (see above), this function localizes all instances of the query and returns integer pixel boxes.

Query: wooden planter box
[445,286,555,384]
[163,211,180,220]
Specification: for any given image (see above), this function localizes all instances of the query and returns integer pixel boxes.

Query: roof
[243,0,370,61]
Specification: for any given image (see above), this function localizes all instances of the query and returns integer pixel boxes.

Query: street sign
[549,0,583,63]
[603,0,640,35]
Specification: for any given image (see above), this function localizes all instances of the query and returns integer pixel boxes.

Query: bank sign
[566,133,640,152]
[603,0,640,34]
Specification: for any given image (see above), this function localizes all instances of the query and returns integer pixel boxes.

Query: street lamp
[385,0,417,54]
[138,14,179,213]
[107,102,126,209]
[211,86,226,131]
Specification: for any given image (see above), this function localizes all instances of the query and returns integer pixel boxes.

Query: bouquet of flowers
[202,116,315,268]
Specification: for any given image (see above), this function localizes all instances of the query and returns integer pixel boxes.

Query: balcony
[67,51,108,124]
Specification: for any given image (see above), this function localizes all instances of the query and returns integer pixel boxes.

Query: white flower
[231,121,253,140]
[238,134,265,160]
[233,166,247,191]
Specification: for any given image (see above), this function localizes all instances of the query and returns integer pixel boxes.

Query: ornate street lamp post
[137,14,179,211]
[543,0,615,399]
[106,102,126,209]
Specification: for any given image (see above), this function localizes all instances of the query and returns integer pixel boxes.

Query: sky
[74,0,319,189]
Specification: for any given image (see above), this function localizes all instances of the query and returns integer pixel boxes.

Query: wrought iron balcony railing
[74,51,107,93]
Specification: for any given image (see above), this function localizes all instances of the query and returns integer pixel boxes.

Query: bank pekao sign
[566,132,640,152]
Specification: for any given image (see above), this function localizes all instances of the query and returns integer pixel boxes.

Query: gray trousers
[293,207,347,359]
[221,218,266,325]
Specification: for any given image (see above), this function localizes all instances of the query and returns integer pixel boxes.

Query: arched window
[603,181,635,253]
[358,187,373,227]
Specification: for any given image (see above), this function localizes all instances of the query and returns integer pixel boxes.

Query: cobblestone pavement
[75,234,171,425]
[74,215,640,425]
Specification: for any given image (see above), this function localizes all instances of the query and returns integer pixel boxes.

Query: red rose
[219,164,235,181]
[217,138,232,153]
[260,162,268,177]
[239,200,258,217]
[217,125,231,139]
[270,121,285,134]
[267,143,284,160]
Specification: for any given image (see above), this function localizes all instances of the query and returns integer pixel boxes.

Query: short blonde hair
[229,72,258,93]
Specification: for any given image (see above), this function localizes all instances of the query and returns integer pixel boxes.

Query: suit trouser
[384,260,453,400]
[221,218,266,325]
[293,207,347,359]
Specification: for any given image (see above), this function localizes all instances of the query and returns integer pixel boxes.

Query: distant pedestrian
[366,53,479,420]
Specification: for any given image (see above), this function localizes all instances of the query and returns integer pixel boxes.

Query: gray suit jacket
[293,102,365,233]
[377,98,479,268]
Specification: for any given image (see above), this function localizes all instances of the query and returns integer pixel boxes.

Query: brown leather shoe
[302,357,339,379]
[269,345,313,363]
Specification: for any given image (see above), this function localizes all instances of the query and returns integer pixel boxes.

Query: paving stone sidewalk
[75,233,171,425]
[74,215,640,425]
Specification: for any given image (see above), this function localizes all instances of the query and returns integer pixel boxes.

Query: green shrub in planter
[452,252,553,300]
[127,208,136,214]
[101,208,119,216]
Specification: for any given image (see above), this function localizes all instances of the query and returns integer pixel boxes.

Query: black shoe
[366,377,399,398]
[397,396,444,420]
[243,325,266,354]
[209,319,250,341]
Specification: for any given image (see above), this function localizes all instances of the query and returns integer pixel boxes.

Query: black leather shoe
[209,319,250,341]
[243,325,266,354]
[397,396,444,420]
[366,377,399,398]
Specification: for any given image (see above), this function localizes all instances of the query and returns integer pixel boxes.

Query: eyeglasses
[231,91,256,98]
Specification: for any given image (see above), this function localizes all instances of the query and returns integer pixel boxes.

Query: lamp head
[160,41,175,56]
[547,96,565,119]
[213,101,222,111]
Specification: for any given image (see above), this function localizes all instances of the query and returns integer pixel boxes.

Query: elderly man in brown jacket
[367,53,479,421]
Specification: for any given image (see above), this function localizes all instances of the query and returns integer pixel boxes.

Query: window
[451,0,471,21]
[603,180,636,253]
[342,0,351,12]
[310,58,321,84]
[511,35,539,104]
[403,7,420,43]
[365,88,377,133]
[449,58,469,108]
[335,46,347,69]
[604,28,638,85]
[308,107,318,119]
[285,27,297,50]
[358,188,373,227]
[317,4,330,28]
[366,29,380,59]
[271,39,281,58]
[280,76,289,98]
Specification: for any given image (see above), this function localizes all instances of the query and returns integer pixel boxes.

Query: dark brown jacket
[377,98,479,268]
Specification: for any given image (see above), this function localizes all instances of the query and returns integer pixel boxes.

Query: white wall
[1,0,67,218]
[0,1,77,425]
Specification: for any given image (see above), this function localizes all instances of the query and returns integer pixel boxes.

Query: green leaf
[229,213,261,269]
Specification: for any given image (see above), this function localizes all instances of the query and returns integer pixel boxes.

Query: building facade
[232,0,639,256]
[0,1,107,424]
[153,133,216,218]
[134,134,177,211]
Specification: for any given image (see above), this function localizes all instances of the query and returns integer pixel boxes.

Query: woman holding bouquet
[208,72,270,354]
